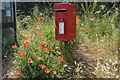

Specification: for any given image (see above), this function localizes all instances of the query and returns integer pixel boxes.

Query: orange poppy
[16,73,22,77]
[43,48,48,52]
[40,65,46,69]
[40,17,45,20]
[37,57,42,60]
[41,41,47,44]
[12,45,17,48]
[52,71,57,75]
[81,28,85,31]
[28,59,33,63]
[32,53,37,55]
[58,57,64,62]
[45,68,50,73]
[49,47,53,51]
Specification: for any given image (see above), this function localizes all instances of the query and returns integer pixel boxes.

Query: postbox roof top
[54,3,75,9]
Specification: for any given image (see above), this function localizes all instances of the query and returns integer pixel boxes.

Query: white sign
[59,22,64,34]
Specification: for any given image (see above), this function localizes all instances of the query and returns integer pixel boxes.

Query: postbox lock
[60,19,63,21]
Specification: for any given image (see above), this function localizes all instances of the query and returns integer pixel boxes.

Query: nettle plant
[12,17,66,79]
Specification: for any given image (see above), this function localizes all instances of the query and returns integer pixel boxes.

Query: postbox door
[55,17,68,41]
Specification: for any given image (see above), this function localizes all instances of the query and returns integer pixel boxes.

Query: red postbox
[54,3,76,41]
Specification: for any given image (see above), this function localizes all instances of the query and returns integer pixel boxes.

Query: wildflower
[40,17,45,20]
[37,25,42,27]
[37,33,42,35]
[16,73,22,77]
[70,40,75,42]
[12,45,17,48]
[20,46,23,48]
[41,41,47,44]
[81,28,85,31]
[37,57,42,60]
[42,45,46,48]
[38,21,40,22]
[32,30,36,32]
[52,71,57,75]
[40,65,46,69]
[32,53,37,55]
[76,18,80,21]
[58,57,64,62]
[38,47,43,49]
[25,41,31,44]
[30,35,33,39]
[34,47,39,49]
[21,34,24,37]
[23,37,27,39]
[43,48,48,52]
[17,51,27,56]
[28,59,33,63]
[40,36,44,38]
[45,68,50,73]
[23,41,31,47]
[49,47,53,51]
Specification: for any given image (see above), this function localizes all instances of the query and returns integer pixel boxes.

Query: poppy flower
[38,47,43,49]
[32,30,36,32]
[20,46,23,48]
[37,25,42,27]
[76,18,80,21]
[21,34,24,37]
[37,33,42,35]
[32,53,37,55]
[40,36,44,38]
[43,48,48,52]
[16,73,22,77]
[17,51,27,56]
[58,57,64,62]
[41,41,47,44]
[45,68,50,73]
[49,47,53,51]
[40,17,45,20]
[30,35,33,39]
[12,45,17,48]
[28,59,33,63]
[81,28,85,31]
[38,21,40,22]
[25,41,31,44]
[40,65,46,69]
[23,41,31,47]
[52,71,57,75]
[34,47,39,49]
[23,37,27,39]
[42,45,46,48]
[70,40,75,42]
[37,57,42,60]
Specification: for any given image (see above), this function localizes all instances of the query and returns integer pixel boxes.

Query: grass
[9,2,119,79]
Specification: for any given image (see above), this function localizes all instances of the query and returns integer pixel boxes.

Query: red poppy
[12,45,17,48]
[40,36,44,38]
[43,48,48,52]
[41,41,47,44]
[45,68,50,73]
[81,28,85,31]
[40,65,46,69]
[76,18,80,21]
[17,51,27,56]
[40,17,45,20]
[23,37,27,39]
[34,47,39,49]
[32,53,37,55]
[37,57,42,60]
[38,21,40,22]
[37,33,42,35]
[20,46,23,48]
[58,57,64,62]
[49,47,53,51]
[16,73,22,77]
[37,25,42,28]
[21,34,24,37]
[25,41,31,44]
[30,35,33,39]
[42,45,46,48]
[52,71,57,75]
[38,47,43,49]
[23,41,31,47]
[32,30,36,32]
[28,59,33,63]
[70,40,75,42]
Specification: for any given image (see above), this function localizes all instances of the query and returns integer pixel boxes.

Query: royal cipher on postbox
[54,3,76,41]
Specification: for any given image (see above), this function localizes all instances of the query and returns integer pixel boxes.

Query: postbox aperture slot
[55,9,67,12]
